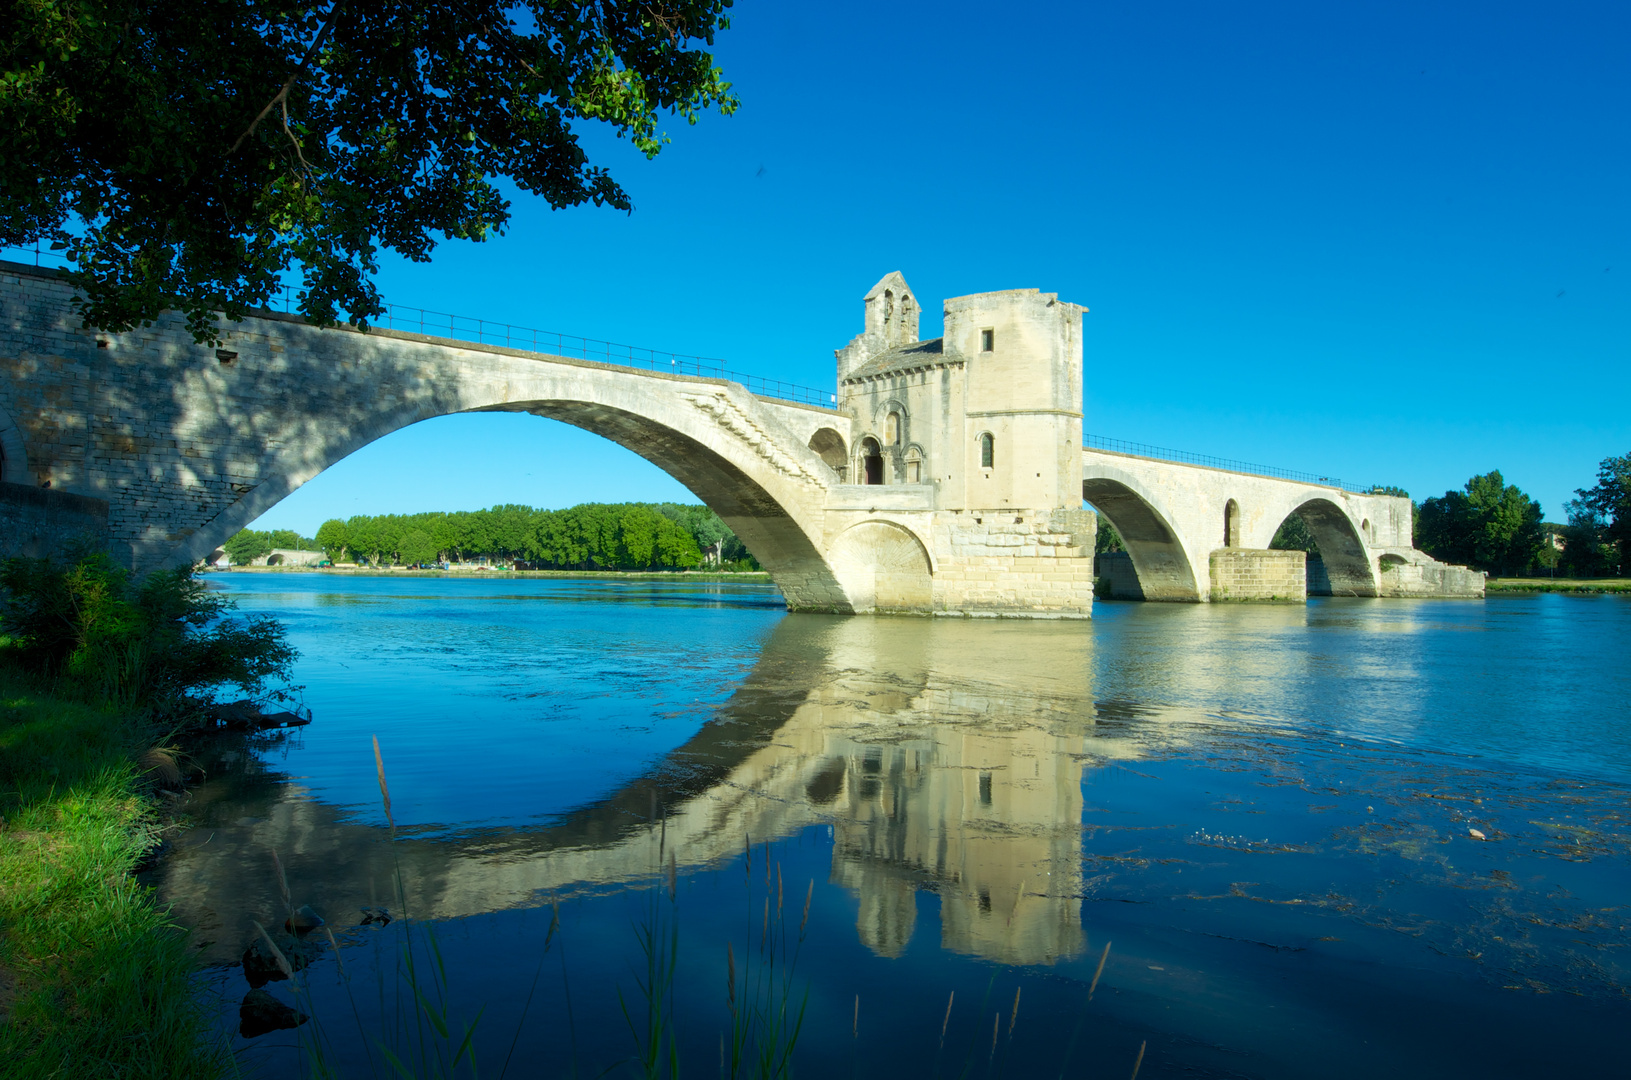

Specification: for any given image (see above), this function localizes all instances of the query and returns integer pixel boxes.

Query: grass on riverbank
[0,662,231,1078]
[1487,577,1631,594]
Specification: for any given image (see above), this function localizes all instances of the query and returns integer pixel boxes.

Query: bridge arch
[90,316,867,611]
[1082,472,1202,602]
[807,427,848,478]
[827,519,933,613]
[1270,497,1378,597]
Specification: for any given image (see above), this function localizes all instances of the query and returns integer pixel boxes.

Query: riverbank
[1487,576,1631,594]
[219,565,774,583]
[0,663,230,1078]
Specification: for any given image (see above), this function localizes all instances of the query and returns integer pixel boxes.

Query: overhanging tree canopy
[1,0,736,341]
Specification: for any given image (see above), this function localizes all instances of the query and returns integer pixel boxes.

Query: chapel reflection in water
[156,614,1113,968]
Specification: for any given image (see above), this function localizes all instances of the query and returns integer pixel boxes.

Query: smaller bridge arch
[1265,497,1379,597]
[807,427,848,479]
[1082,472,1203,602]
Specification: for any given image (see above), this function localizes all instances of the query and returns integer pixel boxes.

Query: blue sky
[251,0,1628,534]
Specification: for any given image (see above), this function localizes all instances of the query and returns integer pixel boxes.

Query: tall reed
[720,836,811,1080]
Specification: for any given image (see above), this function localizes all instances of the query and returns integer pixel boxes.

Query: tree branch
[228,9,340,155]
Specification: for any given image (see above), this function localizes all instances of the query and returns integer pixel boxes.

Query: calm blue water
[155,575,1631,1079]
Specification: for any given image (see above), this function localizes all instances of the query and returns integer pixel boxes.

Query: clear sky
[250,0,1629,535]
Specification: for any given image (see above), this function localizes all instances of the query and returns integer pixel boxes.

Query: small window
[980,328,994,352]
[979,772,993,806]
[980,433,994,469]
[885,411,901,445]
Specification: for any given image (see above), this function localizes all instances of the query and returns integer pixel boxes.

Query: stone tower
[835,273,1085,512]
[826,273,1098,615]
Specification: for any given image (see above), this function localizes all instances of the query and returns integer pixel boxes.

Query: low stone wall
[0,481,110,560]
[1093,551,1144,600]
[1378,553,1486,598]
[1209,548,1306,602]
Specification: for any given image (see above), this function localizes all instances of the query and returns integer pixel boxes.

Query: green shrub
[0,546,296,709]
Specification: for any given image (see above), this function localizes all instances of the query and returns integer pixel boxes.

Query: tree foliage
[1092,511,1123,555]
[1417,471,1544,577]
[1565,451,1630,575]
[0,547,296,707]
[1270,513,1321,558]
[252,501,757,570]
[1,0,737,342]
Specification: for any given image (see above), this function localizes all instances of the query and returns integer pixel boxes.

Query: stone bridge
[1082,448,1484,601]
[0,262,1481,611]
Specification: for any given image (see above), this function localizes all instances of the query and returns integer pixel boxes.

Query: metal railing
[1084,433,1375,494]
[0,245,838,409]
[1,244,56,268]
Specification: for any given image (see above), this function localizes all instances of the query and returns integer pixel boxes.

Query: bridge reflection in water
[154,614,1146,970]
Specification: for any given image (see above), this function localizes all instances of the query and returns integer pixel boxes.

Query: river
[150,575,1631,1078]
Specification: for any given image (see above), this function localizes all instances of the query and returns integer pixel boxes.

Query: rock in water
[285,904,324,937]
[360,906,393,927]
[239,988,308,1038]
[1468,827,1488,840]
[242,931,321,988]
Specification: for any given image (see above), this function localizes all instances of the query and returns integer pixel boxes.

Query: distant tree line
[227,503,760,571]
[222,529,319,565]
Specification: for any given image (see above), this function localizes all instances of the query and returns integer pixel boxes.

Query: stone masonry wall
[928,509,1097,616]
[1209,548,1307,602]
[0,481,109,559]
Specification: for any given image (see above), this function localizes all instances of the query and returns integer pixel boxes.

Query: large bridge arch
[1082,471,1203,602]
[185,372,856,610]
[0,263,861,611]
[197,393,846,598]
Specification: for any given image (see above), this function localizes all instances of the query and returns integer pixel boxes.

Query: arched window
[885,412,901,445]
[860,437,884,486]
[904,447,923,484]
[1224,499,1240,547]
[979,433,994,469]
